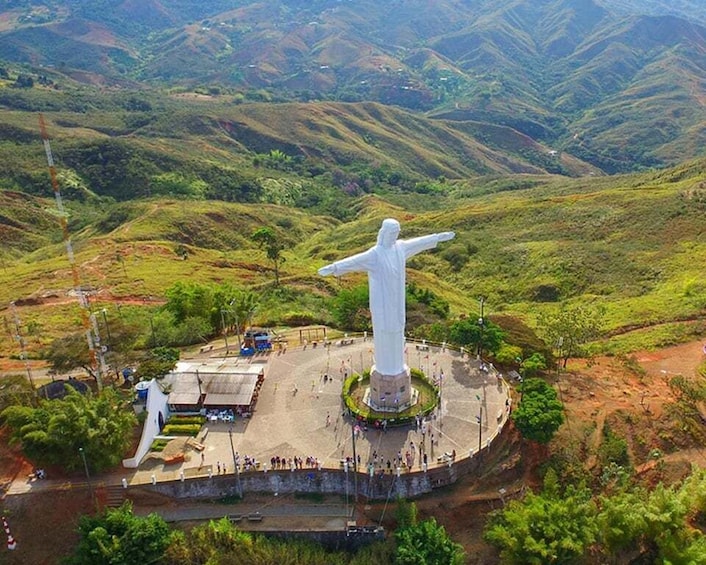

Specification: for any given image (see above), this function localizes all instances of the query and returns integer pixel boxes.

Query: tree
[596,469,706,563]
[520,352,547,378]
[331,284,371,331]
[1,387,137,472]
[221,289,259,347]
[538,303,605,368]
[45,317,139,382]
[448,317,505,356]
[395,516,465,565]
[135,346,179,380]
[0,374,36,413]
[164,281,216,324]
[66,501,174,565]
[13,73,33,88]
[252,226,286,285]
[484,471,598,564]
[512,378,564,444]
[45,332,100,381]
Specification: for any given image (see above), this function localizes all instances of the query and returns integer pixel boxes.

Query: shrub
[168,415,206,425]
[161,423,202,436]
[151,439,170,452]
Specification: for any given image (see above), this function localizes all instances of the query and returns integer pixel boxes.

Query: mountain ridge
[1,0,705,172]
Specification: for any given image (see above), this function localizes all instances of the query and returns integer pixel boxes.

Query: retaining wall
[139,424,508,502]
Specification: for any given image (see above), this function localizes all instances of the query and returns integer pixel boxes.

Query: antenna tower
[38,113,106,388]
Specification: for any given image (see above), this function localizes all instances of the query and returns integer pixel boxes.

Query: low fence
[138,419,511,502]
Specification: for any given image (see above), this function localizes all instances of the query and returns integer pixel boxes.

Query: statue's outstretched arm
[402,231,455,258]
[318,249,375,277]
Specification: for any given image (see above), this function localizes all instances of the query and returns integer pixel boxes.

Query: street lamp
[475,394,483,461]
[477,297,485,359]
[228,427,243,498]
[79,447,95,507]
[149,314,157,348]
[101,308,113,345]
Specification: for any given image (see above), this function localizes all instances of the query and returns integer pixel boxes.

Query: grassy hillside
[1,158,705,361]
[0,91,598,212]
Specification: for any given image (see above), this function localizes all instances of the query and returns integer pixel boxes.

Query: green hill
[1,157,704,360]
[1,0,705,172]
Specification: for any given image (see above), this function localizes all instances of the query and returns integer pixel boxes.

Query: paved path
[6,339,510,497]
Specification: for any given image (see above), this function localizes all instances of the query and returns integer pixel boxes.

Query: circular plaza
[131,337,511,488]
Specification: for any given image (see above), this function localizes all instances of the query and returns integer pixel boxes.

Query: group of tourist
[269,454,321,471]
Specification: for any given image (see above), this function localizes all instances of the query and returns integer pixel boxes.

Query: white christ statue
[318,219,454,409]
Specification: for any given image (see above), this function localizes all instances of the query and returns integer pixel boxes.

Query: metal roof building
[165,361,264,411]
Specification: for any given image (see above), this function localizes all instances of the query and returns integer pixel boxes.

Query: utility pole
[220,309,229,354]
[10,302,34,390]
[101,308,119,379]
[351,421,359,510]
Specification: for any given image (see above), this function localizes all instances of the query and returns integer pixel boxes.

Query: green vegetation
[163,515,392,564]
[342,369,439,425]
[1,387,137,472]
[167,414,206,426]
[394,501,465,565]
[150,438,170,452]
[3,6,706,563]
[161,423,202,436]
[65,501,175,565]
[485,467,706,564]
[252,226,286,286]
[538,303,605,368]
[511,378,564,445]
[2,2,705,173]
[0,374,35,413]
[448,318,506,357]
[485,471,597,564]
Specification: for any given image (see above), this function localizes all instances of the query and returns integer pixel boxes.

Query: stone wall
[140,425,505,501]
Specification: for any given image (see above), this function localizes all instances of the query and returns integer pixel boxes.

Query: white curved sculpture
[319,219,454,409]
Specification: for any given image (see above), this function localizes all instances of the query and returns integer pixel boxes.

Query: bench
[416,344,429,351]
[228,514,243,523]
[339,338,354,346]
[164,453,185,465]
[247,512,263,522]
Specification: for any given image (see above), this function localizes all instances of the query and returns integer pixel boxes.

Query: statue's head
[377,218,401,248]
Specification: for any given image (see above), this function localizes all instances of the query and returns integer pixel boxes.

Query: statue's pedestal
[366,364,415,412]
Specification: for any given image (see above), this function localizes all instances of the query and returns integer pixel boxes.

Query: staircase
[105,484,126,508]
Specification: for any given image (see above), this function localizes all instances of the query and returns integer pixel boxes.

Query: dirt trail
[635,340,704,379]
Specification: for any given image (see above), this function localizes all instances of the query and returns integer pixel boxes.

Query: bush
[161,423,202,436]
[598,424,631,468]
[168,415,206,425]
[151,439,170,452]
[342,368,439,426]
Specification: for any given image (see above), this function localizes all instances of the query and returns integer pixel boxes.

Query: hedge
[161,423,202,436]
